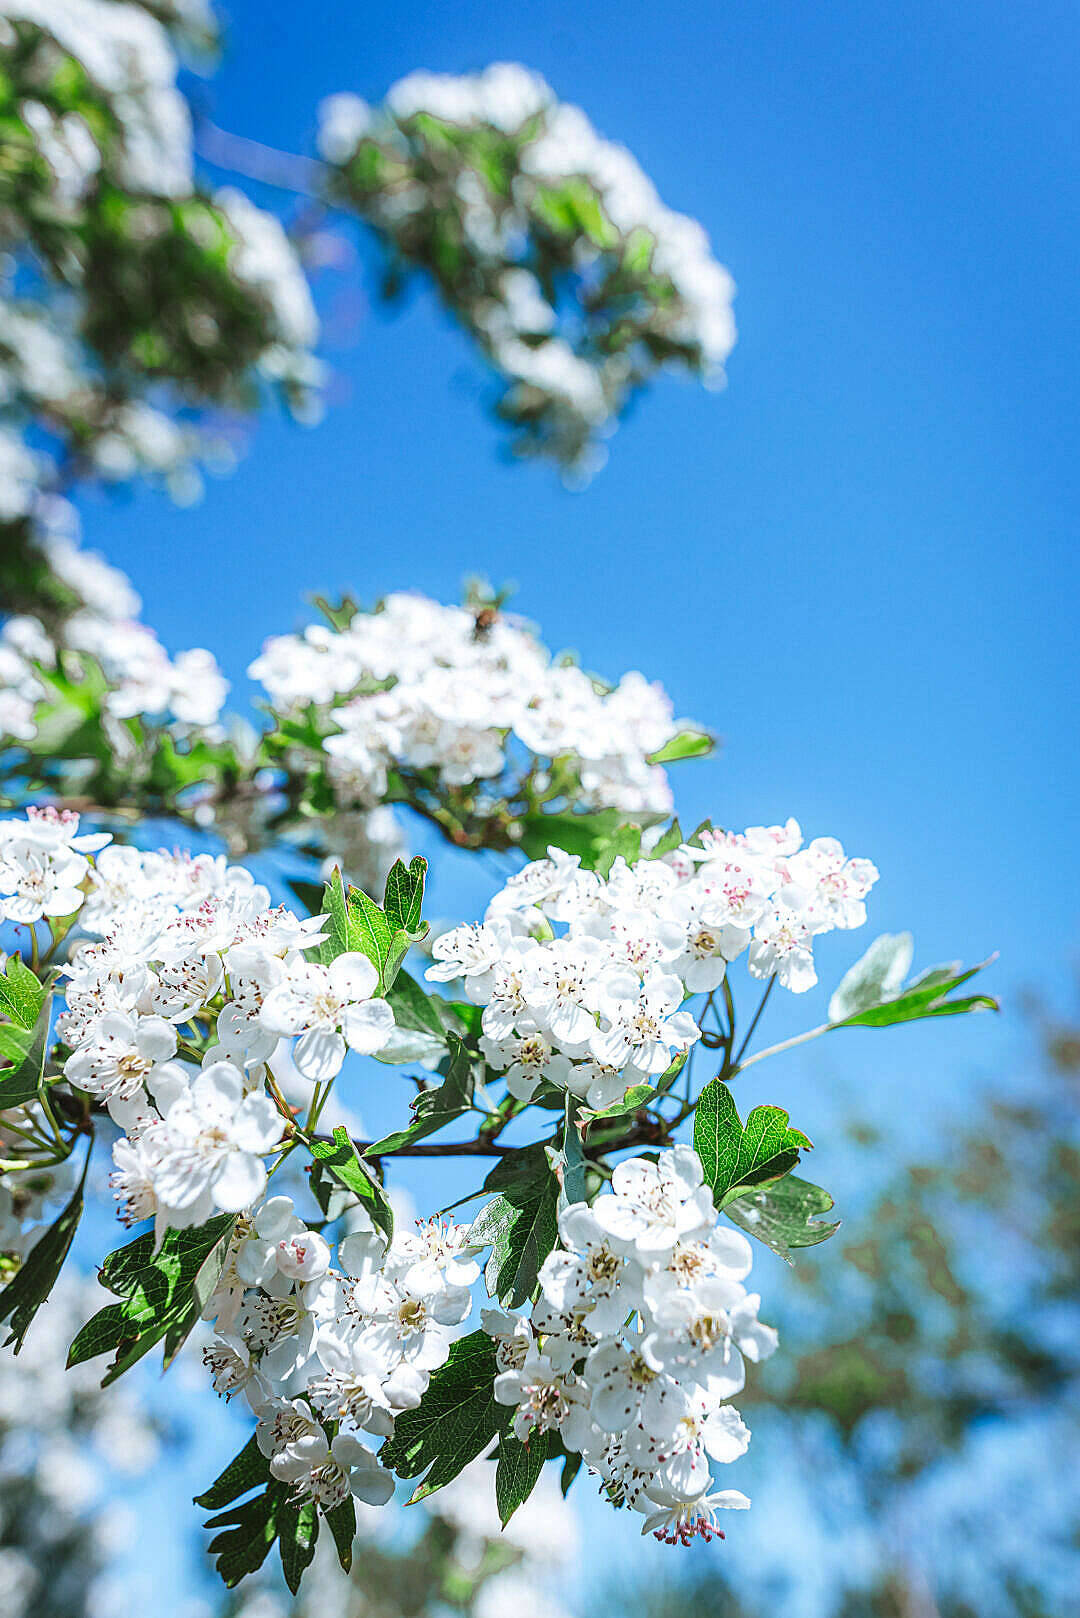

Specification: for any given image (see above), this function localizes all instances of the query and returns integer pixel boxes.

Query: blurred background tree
[589,984,1079,1618]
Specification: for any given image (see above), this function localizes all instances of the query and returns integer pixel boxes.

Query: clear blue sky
[90,0,1079,1026]
[71,1,1079,1606]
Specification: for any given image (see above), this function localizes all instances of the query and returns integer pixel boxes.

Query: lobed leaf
[309,1126,394,1243]
[380,1330,512,1500]
[204,1483,283,1588]
[496,1429,548,1524]
[197,1434,321,1591]
[827,932,913,1023]
[724,1174,841,1264]
[828,943,998,1030]
[469,1143,560,1308]
[320,865,427,993]
[694,1079,813,1206]
[0,987,53,1107]
[67,1213,236,1384]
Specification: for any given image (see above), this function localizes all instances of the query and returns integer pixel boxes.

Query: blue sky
[89,0,1079,1033]
[63,0,1079,1606]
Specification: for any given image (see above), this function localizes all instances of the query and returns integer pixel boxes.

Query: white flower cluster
[216,186,322,396]
[0,804,110,923]
[1,1,320,506]
[427,822,877,1110]
[0,519,228,740]
[486,1145,775,1544]
[318,64,734,468]
[0,808,394,1233]
[201,1202,481,1512]
[0,822,400,1237]
[249,592,684,815]
[1,0,194,200]
[0,300,202,490]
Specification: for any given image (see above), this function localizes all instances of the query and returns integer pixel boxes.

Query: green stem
[730,1021,830,1077]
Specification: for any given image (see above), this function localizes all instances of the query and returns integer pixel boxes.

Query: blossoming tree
[0,0,1000,1601]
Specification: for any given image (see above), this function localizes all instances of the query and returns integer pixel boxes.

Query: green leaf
[829,953,998,1029]
[198,1436,319,1592]
[67,1213,236,1384]
[364,1033,474,1156]
[0,985,52,1107]
[0,955,48,1030]
[386,969,447,1042]
[560,1451,583,1496]
[517,808,625,865]
[380,1330,512,1500]
[309,1126,393,1243]
[725,1174,841,1264]
[645,818,684,860]
[593,822,643,878]
[204,1482,284,1588]
[469,1143,560,1308]
[325,1498,356,1573]
[194,1434,269,1510]
[496,1428,548,1524]
[827,932,914,1023]
[0,1149,88,1351]
[321,867,393,972]
[278,1495,319,1594]
[694,1080,813,1206]
[547,1096,587,1204]
[582,1083,656,1122]
[320,866,426,993]
[147,733,231,798]
[383,856,428,937]
[645,729,713,766]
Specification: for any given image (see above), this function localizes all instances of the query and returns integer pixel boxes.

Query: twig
[732,976,776,1068]
[195,116,327,195]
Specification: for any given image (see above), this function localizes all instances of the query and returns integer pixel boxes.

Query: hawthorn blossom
[642,1489,750,1545]
[481,1145,777,1532]
[249,592,692,815]
[748,907,819,993]
[147,1062,283,1228]
[592,1146,716,1257]
[258,953,394,1080]
[494,1352,593,1449]
[0,809,106,923]
[64,1011,179,1105]
[270,1426,393,1508]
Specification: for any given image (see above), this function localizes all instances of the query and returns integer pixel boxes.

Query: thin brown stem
[732,976,776,1067]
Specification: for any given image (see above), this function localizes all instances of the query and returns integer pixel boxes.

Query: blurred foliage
[595,987,1080,1618]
